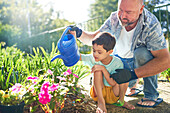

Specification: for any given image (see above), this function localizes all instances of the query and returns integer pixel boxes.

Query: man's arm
[78,30,100,46]
[69,26,100,46]
[135,48,170,78]
[110,48,170,84]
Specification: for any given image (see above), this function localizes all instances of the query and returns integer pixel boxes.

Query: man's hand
[110,69,138,84]
[68,25,82,38]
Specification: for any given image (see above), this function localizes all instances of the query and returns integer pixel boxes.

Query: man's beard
[120,18,138,27]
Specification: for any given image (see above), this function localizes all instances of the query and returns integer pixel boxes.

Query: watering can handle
[60,27,72,47]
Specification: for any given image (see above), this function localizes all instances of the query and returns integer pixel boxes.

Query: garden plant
[0,42,90,113]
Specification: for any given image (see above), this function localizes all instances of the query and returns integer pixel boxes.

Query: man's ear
[108,50,113,54]
[140,5,144,14]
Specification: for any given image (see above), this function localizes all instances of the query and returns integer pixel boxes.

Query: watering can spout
[51,55,66,62]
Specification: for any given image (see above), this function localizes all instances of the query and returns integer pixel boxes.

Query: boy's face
[93,43,111,62]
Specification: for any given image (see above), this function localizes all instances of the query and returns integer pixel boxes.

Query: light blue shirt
[81,54,123,86]
[99,8,167,54]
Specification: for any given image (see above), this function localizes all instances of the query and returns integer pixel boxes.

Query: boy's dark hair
[92,32,116,51]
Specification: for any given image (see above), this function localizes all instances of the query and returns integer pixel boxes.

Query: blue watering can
[51,27,80,67]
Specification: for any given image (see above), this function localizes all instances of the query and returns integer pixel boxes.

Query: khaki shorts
[90,85,119,104]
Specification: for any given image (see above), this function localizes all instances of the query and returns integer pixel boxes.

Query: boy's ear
[108,50,113,54]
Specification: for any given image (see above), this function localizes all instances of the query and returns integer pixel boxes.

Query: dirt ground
[78,75,170,113]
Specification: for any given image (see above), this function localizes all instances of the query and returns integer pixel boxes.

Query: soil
[24,75,170,113]
[76,75,170,113]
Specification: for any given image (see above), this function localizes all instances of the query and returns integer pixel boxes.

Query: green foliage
[89,0,118,21]
[0,42,90,92]
[161,68,170,82]
[0,43,26,90]
[0,22,21,43]
[0,42,91,112]
[0,0,74,50]
[0,84,26,106]
[153,9,170,39]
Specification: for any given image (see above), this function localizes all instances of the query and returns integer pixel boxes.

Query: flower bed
[0,43,90,113]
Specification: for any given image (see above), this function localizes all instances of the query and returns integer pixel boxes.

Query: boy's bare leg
[112,83,135,109]
[119,83,135,109]
[93,71,107,113]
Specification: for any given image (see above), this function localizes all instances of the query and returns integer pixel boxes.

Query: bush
[161,68,170,82]
[0,42,90,90]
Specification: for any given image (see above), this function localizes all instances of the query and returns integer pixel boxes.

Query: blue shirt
[99,8,167,53]
[81,54,123,86]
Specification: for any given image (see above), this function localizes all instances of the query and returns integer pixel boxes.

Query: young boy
[79,32,133,113]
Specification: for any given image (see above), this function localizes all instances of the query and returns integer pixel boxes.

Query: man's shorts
[90,85,119,104]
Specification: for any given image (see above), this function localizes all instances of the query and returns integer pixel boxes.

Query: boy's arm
[91,65,117,86]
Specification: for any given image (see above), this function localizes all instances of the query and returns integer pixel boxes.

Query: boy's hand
[91,65,106,73]
[68,25,82,38]
[110,69,138,84]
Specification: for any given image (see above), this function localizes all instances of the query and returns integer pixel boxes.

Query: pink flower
[63,69,72,75]
[27,76,39,84]
[40,82,50,92]
[27,77,33,80]
[11,83,22,93]
[56,76,66,81]
[49,83,59,92]
[47,69,53,75]
[38,92,51,104]
[73,74,79,78]
[27,76,39,80]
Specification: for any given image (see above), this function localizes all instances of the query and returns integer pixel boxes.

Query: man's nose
[119,11,127,19]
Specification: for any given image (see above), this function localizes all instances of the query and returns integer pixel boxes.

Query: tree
[0,0,74,52]
[89,0,118,21]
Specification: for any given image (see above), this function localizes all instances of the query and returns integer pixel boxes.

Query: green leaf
[6,65,14,88]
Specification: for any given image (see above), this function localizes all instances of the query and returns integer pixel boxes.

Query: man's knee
[134,46,154,67]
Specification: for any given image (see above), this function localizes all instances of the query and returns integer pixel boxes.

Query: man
[70,0,170,108]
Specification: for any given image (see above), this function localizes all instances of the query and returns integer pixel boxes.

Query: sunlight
[37,0,95,23]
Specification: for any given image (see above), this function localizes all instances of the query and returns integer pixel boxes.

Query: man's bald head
[119,0,144,7]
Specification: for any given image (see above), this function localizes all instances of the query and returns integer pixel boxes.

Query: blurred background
[0,0,169,54]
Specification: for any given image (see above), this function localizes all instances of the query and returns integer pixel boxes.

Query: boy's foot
[96,107,106,113]
[96,103,107,113]
[123,101,135,109]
